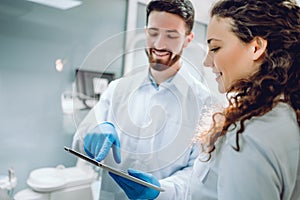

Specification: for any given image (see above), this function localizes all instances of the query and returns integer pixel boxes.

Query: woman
[188,0,300,199]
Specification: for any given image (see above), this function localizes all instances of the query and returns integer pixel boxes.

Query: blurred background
[2,0,295,197]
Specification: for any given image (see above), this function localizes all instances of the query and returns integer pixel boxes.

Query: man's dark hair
[146,0,195,34]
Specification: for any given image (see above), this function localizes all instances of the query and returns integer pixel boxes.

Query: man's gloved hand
[84,122,121,163]
[109,168,160,200]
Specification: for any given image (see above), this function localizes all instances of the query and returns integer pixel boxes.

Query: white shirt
[73,63,215,199]
[187,103,300,200]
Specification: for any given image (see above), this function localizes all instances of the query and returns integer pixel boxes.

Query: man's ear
[183,32,194,48]
[250,36,267,60]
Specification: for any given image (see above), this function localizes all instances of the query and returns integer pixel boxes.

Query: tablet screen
[64,146,164,192]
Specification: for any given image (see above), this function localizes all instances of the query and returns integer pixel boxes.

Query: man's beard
[145,48,183,71]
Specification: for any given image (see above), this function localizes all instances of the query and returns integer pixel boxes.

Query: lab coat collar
[162,63,198,95]
[168,63,191,92]
[148,69,175,90]
[130,62,202,97]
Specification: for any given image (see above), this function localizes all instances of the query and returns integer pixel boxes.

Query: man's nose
[154,34,167,49]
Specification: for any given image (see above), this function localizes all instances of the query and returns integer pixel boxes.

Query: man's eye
[167,34,180,39]
[147,30,158,37]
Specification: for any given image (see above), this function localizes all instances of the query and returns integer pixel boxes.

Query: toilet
[14,160,99,200]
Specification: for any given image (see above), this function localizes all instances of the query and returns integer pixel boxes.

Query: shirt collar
[139,63,200,95]
[148,70,175,90]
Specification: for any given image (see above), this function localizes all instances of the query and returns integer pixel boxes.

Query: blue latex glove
[84,122,121,163]
[109,168,160,200]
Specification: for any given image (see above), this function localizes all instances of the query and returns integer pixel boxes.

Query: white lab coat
[72,63,214,199]
[187,103,300,200]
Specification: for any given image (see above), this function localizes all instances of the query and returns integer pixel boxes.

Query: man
[72,0,214,199]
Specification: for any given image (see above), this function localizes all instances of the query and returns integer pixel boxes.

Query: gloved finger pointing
[83,134,94,159]
[95,136,114,162]
[112,142,121,163]
[84,145,94,159]
[94,142,102,158]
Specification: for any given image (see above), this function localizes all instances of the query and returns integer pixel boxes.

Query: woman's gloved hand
[109,168,160,200]
[84,122,121,163]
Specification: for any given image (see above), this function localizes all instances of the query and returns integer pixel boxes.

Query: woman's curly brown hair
[200,0,300,156]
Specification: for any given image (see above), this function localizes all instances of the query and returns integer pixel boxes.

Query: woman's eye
[210,47,220,53]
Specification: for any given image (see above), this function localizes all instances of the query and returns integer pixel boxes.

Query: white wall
[0,0,127,192]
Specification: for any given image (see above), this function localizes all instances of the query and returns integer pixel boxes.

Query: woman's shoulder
[218,103,299,199]
[245,103,298,138]
[226,103,299,154]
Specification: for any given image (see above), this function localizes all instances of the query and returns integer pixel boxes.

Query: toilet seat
[27,168,67,192]
[27,166,97,192]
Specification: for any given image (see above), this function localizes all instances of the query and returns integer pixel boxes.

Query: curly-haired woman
[189,0,300,199]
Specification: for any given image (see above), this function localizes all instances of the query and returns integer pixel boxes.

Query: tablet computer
[64,146,164,192]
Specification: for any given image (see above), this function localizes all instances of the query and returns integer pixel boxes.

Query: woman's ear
[183,32,194,48]
[250,36,267,60]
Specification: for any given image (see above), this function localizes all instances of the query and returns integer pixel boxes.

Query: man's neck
[150,60,182,85]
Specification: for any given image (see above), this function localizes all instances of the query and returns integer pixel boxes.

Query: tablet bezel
[64,146,164,192]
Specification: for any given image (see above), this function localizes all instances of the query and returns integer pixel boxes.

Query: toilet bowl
[14,161,99,200]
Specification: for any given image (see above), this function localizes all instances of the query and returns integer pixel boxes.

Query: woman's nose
[203,53,213,67]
